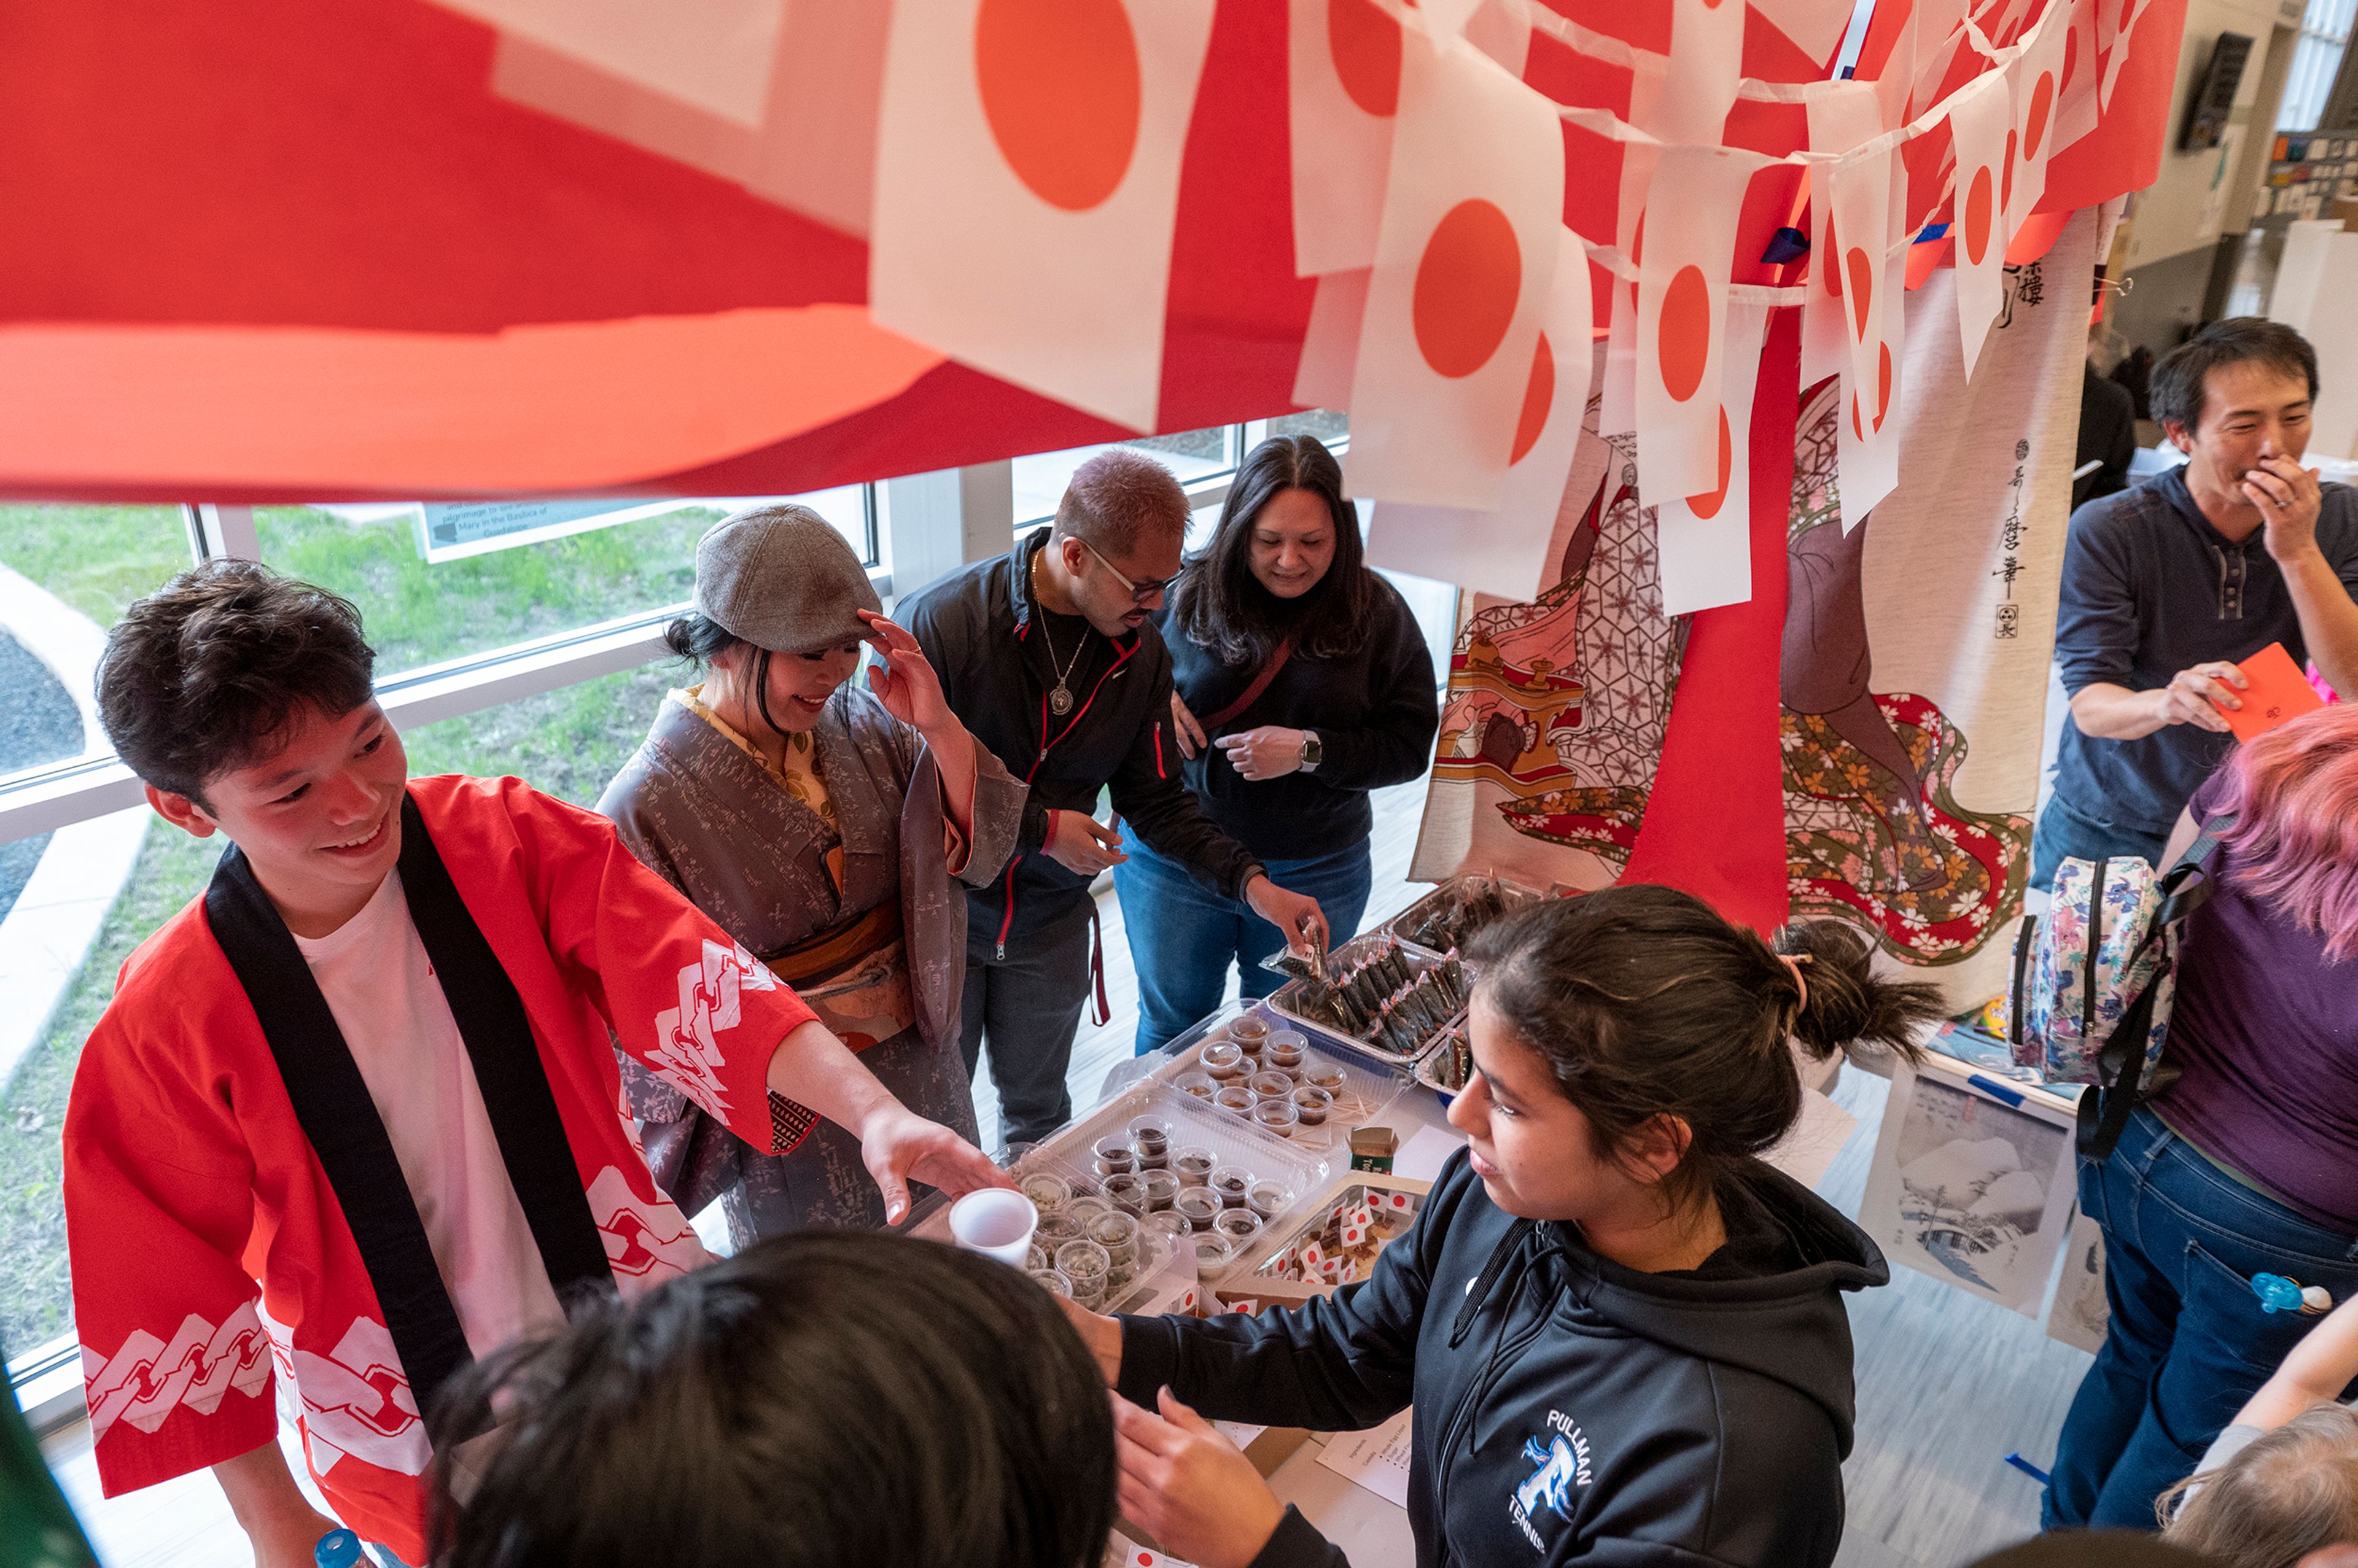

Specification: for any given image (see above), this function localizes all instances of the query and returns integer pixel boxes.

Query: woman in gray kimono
[600,505,1026,1241]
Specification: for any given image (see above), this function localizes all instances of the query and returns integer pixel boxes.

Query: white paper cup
[948,1189,1039,1267]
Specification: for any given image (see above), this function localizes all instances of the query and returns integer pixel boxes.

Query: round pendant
[1049,685,1074,716]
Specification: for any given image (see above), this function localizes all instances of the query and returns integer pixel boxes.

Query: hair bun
[1773,920,1942,1066]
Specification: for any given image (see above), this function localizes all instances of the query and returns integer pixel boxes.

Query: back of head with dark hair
[2150,318,2320,437]
[1169,433,1377,664]
[1465,885,1942,1209]
[429,1231,1116,1568]
[1053,448,1189,559]
[95,560,377,809]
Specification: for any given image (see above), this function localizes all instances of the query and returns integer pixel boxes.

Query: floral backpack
[2001,815,2230,1159]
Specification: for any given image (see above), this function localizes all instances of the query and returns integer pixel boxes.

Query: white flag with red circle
[1640,0,1746,146]
[1366,230,1596,599]
[1293,266,1372,410]
[1633,144,1754,501]
[1654,300,1767,615]
[1837,239,1909,527]
[1801,84,1883,397]
[1948,70,2011,376]
[2007,2,2069,231]
[1345,33,1564,510]
[1290,0,1407,276]
[868,0,1216,432]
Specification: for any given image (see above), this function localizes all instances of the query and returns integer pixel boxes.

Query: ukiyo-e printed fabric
[1413,211,2093,1009]
[63,775,820,1564]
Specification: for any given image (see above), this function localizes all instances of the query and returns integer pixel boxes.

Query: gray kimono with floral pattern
[597,684,1024,1240]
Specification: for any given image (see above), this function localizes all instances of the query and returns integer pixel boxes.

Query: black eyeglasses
[1079,538,1183,605]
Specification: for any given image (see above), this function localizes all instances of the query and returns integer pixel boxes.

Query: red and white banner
[1827,146,1902,526]
[1634,146,1756,500]
[1368,231,1597,599]
[1656,300,1768,614]
[1802,84,1885,395]
[869,0,1217,431]
[2008,1,2070,228]
[1289,0,1405,276]
[1347,34,1565,509]
[1948,69,2012,375]
[1837,235,1909,526]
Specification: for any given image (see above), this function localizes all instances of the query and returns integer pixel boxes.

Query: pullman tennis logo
[1510,1409,1593,1548]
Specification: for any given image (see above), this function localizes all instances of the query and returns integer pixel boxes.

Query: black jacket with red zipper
[900,527,1264,950]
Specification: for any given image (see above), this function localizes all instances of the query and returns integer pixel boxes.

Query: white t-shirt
[292,871,567,1358]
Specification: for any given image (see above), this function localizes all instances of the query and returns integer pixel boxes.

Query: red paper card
[2218,643,2325,741]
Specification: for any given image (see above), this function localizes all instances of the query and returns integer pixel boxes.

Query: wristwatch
[1299,731,1323,772]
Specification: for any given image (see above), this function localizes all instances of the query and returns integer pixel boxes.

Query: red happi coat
[63,774,819,1561]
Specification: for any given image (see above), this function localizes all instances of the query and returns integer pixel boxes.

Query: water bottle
[315,1528,364,1568]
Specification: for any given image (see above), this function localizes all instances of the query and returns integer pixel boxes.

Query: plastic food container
[1246,1179,1293,1222]
[1175,1187,1223,1232]
[1173,1069,1218,1101]
[1230,1014,1271,1050]
[1056,1240,1111,1306]
[1092,1137,1137,1176]
[1247,1070,1294,1102]
[1020,1173,1072,1213]
[1290,1085,1334,1126]
[1101,1172,1147,1216]
[1144,1211,1194,1244]
[1200,1043,1247,1081]
[1171,1147,1216,1186]
[1129,1116,1173,1168]
[1210,1165,1253,1208]
[1305,1062,1348,1096]
[1036,1209,1083,1246]
[1213,1085,1256,1117]
[1251,1098,1299,1138]
[1088,1209,1140,1270]
[1027,1267,1073,1298]
[1191,1231,1235,1285]
[1213,1208,1261,1245]
[1139,1169,1180,1213]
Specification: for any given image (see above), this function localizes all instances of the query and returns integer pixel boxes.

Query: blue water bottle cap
[2251,1272,2307,1314]
[315,1527,364,1568]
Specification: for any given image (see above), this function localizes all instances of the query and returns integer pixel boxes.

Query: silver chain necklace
[1032,553,1092,715]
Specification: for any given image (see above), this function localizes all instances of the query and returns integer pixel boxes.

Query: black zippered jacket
[1117,1149,1886,1568]
[901,529,1263,950]
[1162,572,1438,863]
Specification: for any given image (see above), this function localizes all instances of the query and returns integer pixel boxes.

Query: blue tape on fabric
[1915,223,1952,244]
[2005,1453,2052,1485]
[1969,1074,2026,1108]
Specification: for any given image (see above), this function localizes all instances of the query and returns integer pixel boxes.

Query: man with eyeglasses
[903,449,1329,1144]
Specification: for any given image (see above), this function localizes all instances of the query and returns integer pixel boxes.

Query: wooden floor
[42,770,2094,1568]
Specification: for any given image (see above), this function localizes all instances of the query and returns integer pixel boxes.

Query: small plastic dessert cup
[1200,1042,1247,1081]
[1247,1070,1294,1102]
[1210,1165,1254,1208]
[1173,1069,1219,1100]
[1213,1085,1256,1117]
[1250,1098,1299,1139]
[1290,1085,1334,1126]
[1139,1169,1181,1213]
[1171,1146,1216,1186]
[1175,1187,1223,1232]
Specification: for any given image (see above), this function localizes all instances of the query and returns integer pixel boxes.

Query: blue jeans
[2044,1106,2358,1530]
[2030,790,2172,893]
[1115,835,1373,1056]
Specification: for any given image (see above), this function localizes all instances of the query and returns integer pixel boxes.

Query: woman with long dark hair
[1119,435,1438,1053]
[1067,885,1942,1568]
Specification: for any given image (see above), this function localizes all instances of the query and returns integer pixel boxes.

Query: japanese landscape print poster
[1411,211,2100,1011]
[1858,1054,2080,1316]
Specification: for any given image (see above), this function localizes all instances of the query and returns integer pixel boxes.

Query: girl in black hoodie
[1064,885,1944,1568]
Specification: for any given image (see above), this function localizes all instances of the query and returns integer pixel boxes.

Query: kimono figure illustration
[1778,376,2029,963]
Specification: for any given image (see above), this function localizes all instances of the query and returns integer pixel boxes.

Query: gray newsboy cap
[692,503,882,654]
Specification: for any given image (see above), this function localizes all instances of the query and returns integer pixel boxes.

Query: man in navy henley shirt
[2037,319,2358,888]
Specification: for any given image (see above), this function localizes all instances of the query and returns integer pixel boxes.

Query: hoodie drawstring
[1450,1219,1536,1346]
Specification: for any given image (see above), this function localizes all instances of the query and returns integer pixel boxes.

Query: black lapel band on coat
[202,790,618,1429]
[206,834,475,1422]
[391,794,616,1310]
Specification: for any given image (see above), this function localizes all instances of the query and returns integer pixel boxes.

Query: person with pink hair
[2047,704,2358,1532]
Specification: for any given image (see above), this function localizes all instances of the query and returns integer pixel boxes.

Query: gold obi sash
[760,900,916,1053]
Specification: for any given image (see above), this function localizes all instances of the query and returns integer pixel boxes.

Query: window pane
[0,505,198,788]
[1013,429,1241,526]
[1258,409,1350,446]
[0,656,680,1354]
[259,487,871,683]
